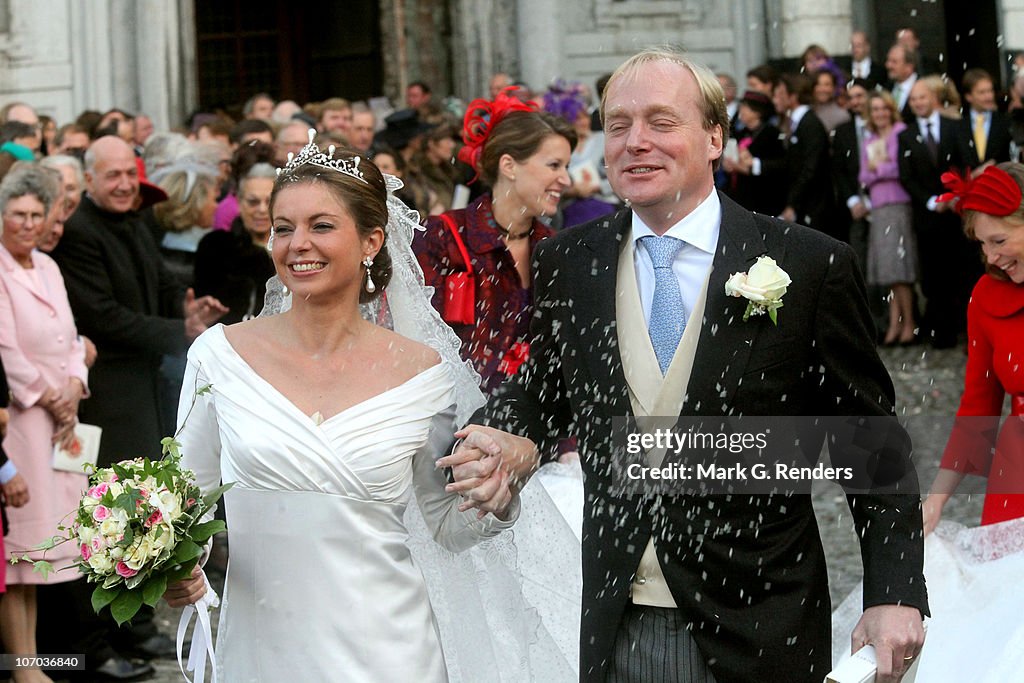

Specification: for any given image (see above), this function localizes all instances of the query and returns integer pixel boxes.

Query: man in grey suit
[452,47,927,683]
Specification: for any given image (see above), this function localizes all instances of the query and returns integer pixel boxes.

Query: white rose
[109,546,124,560]
[88,553,114,574]
[99,518,125,538]
[155,490,181,519]
[745,256,791,301]
[147,527,171,555]
[125,538,153,570]
[77,526,96,546]
[108,482,124,498]
[81,496,99,510]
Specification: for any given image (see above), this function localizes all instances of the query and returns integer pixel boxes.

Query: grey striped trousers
[606,603,717,683]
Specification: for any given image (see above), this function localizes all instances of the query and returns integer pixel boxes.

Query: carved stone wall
[0,0,195,131]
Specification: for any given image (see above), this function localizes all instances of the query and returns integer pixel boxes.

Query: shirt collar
[917,110,940,132]
[631,188,720,255]
[970,109,992,122]
[789,104,810,130]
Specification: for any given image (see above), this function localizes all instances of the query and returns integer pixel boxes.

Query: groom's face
[603,60,722,229]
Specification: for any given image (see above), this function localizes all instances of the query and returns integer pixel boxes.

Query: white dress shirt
[893,73,918,112]
[631,189,720,327]
[851,58,873,80]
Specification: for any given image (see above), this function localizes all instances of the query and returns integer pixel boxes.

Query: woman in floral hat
[413,89,576,395]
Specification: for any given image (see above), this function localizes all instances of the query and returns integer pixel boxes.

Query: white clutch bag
[52,423,101,475]
[825,643,921,683]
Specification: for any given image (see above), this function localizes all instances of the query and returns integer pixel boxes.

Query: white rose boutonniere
[724,256,792,325]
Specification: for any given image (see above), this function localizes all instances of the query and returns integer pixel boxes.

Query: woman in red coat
[413,90,576,394]
[923,162,1024,532]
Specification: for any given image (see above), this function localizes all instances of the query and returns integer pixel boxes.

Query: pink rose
[186,498,196,508]
[91,537,106,552]
[92,505,111,522]
[80,544,92,561]
[88,483,109,499]
[115,561,138,578]
[144,510,163,528]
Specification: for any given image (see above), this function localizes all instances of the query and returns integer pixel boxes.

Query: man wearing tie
[461,47,927,683]
[898,80,974,348]
[849,31,885,85]
[955,68,1012,168]
[885,44,919,123]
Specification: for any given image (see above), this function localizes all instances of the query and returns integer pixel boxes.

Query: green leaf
[161,436,181,459]
[114,490,144,513]
[189,519,226,544]
[195,383,213,396]
[768,307,778,325]
[202,482,234,509]
[165,559,199,583]
[34,535,61,551]
[110,588,144,626]
[91,585,119,613]
[32,560,54,579]
[112,463,131,482]
[117,527,135,548]
[141,574,168,607]
[173,540,203,565]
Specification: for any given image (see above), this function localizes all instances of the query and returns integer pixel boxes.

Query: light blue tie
[641,235,686,375]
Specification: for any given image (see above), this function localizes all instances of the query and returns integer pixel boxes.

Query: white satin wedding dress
[176,325,519,682]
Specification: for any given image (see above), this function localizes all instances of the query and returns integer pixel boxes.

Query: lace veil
[258,174,578,681]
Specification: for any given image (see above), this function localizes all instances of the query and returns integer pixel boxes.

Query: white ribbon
[176,571,220,683]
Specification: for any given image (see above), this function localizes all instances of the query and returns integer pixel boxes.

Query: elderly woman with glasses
[0,163,89,683]
[193,162,277,323]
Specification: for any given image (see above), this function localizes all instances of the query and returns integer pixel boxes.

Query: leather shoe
[124,633,177,659]
[89,655,154,681]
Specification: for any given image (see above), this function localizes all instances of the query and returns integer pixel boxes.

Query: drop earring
[362,256,375,293]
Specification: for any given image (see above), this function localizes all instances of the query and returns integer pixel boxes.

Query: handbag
[438,214,476,325]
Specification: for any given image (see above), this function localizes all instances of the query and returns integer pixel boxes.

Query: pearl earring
[362,256,375,293]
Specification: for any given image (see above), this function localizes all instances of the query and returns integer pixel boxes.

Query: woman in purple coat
[859,90,920,345]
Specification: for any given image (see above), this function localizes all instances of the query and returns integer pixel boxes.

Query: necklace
[497,225,533,241]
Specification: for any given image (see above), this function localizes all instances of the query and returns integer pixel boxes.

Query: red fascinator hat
[938,165,1023,216]
[457,87,537,181]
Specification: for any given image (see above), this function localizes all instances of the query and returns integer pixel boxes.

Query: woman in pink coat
[0,164,88,683]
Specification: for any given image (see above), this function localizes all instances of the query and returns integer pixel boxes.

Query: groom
[453,48,927,682]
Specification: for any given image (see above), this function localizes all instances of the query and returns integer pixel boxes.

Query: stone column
[448,0,519,100]
[778,0,852,58]
[1003,0,1024,50]
[516,0,561,91]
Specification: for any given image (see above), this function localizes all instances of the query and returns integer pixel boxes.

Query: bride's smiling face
[270,181,382,298]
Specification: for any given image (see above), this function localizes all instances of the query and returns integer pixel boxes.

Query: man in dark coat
[955,68,1013,168]
[52,136,226,467]
[760,73,839,240]
[455,48,927,683]
[898,80,978,348]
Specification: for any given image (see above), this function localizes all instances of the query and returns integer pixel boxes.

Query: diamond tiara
[277,128,368,184]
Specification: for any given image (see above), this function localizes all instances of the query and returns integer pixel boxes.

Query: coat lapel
[574,209,633,419]
[684,194,770,414]
[0,247,50,307]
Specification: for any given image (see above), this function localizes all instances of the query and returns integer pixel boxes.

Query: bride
[161,135,538,681]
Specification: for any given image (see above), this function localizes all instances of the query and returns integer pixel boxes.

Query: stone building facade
[0,0,1013,128]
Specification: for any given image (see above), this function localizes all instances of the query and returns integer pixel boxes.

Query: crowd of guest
[721,27,1022,349]
[0,22,1020,681]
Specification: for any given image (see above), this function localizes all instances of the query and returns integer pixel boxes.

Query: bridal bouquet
[16,389,230,626]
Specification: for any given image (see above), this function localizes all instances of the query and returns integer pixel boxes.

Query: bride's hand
[438,427,533,520]
[164,564,208,607]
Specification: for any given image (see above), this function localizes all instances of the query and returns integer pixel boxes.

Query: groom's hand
[851,604,924,682]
